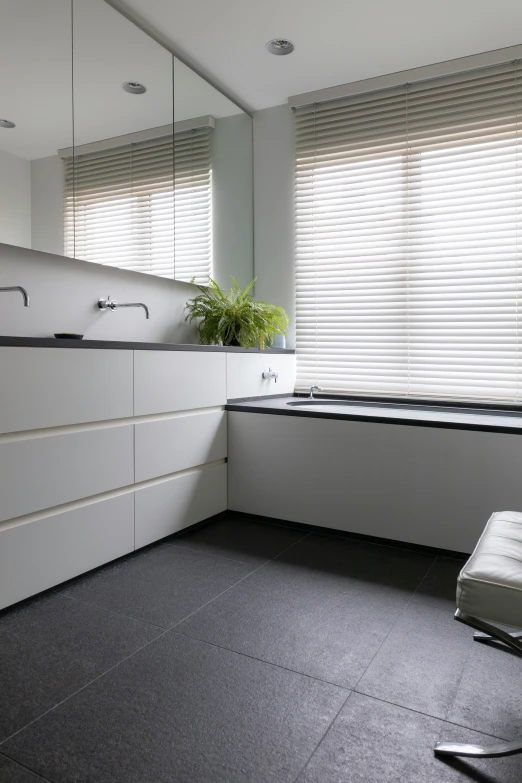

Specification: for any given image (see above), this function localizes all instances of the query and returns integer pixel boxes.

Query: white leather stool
[435,511,522,759]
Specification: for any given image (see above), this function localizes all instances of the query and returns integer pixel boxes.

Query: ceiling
[0,0,241,160]
[110,0,522,111]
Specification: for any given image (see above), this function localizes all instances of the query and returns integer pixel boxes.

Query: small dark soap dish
[54,333,84,340]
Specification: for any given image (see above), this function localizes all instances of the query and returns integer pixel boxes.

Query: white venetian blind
[64,127,212,284]
[295,61,522,402]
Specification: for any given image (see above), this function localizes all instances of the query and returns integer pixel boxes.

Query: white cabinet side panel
[0,347,133,434]
[135,464,227,548]
[0,425,134,521]
[228,412,522,553]
[134,351,226,415]
[0,493,134,610]
[226,353,296,400]
[135,411,227,483]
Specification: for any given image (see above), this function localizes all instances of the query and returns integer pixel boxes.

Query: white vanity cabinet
[0,345,228,610]
[0,494,135,610]
[135,463,227,548]
[134,410,227,483]
[0,425,134,522]
[134,350,227,415]
[0,347,133,434]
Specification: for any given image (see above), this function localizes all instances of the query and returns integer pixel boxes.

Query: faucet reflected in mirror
[0,286,30,307]
[98,296,150,320]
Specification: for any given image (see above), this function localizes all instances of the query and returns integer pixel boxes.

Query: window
[64,128,212,284]
[295,61,522,403]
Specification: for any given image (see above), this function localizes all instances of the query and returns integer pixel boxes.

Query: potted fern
[185,277,289,349]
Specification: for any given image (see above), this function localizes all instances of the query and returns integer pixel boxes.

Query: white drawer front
[135,463,227,548]
[134,351,226,415]
[135,410,227,483]
[226,353,296,400]
[0,494,134,610]
[0,425,134,522]
[0,347,133,434]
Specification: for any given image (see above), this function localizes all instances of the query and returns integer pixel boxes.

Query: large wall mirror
[0,0,253,288]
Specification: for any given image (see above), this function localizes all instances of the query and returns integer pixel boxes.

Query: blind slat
[64,130,212,284]
[296,60,522,402]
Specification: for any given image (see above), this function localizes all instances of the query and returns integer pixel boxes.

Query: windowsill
[226,395,522,434]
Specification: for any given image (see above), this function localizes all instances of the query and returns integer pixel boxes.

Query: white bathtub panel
[228,412,522,553]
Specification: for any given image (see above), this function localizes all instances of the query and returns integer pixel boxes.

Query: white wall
[253,104,295,347]
[0,149,31,249]
[30,155,64,257]
[0,243,198,342]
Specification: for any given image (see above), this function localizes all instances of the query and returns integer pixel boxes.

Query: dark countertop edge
[0,336,295,353]
[227,393,294,404]
[225,402,522,435]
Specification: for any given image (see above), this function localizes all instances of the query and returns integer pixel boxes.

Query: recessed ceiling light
[122,81,146,95]
[265,39,294,56]
[0,119,15,129]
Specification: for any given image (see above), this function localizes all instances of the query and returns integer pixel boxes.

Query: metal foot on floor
[435,609,522,760]
[435,738,522,758]
[474,629,522,642]
[454,609,522,656]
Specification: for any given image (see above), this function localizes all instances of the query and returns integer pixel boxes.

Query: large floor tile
[297,692,522,783]
[61,541,254,628]
[447,633,522,740]
[357,558,472,718]
[0,593,159,743]
[0,754,47,782]
[2,632,348,783]
[177,535,434,688]
[170,514,306,565]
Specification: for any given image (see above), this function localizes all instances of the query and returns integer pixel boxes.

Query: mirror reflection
[173,57,253,287]
[0,0,73,255]
[69,0,174,275]
[0,0,253,287]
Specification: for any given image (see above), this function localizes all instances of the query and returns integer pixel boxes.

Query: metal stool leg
[435,738,522,758]
[455,609,522,656]
[435,609,522,759]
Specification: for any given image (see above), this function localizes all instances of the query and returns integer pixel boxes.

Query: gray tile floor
[0,514,521,783]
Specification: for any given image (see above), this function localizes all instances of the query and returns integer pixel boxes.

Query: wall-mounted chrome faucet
[262,367,279,383]
[0,286,30,307]
[98,296,150,320]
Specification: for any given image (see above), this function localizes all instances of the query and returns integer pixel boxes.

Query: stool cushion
[457,511,522,629]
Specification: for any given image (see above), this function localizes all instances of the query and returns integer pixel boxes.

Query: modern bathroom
[1,0,522,781]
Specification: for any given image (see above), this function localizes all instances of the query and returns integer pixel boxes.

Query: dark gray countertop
[226,395,522,434]
[0,336,295,353]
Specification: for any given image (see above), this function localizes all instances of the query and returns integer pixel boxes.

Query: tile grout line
[56,542,277,629]
[57,592,166,631]
[351,554,439,694]
[0,532,312,751]
[169,628,352,690]
[349,690,512,744]
[434,626,477,739]
[291,692,354,783]
[0,749,54,783]
[0,627,170,749]
[166,531,313,632]
[164,538,283,566]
